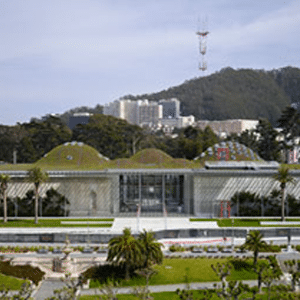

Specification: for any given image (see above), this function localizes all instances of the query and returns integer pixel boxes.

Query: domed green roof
[196,141,262,162]
[130,148,173,164]
[35,142,108,169]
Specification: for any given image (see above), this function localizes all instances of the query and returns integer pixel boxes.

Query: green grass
[89,258,257,288]
[0,218,114,228]
[190,218,300,227]
[0,274,28,290]
[80,291,221,300]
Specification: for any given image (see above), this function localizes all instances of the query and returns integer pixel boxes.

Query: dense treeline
[0,114,219,163]
[1,103,300,163]
[231,190,300,217]
[0,188,69,217]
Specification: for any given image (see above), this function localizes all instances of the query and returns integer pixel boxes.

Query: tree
[0,281,34,300]
[42,188,70,217]
[254,259,270,293]
[138,230,163,269]
[72,114,144,159]
[0,174,10,223]
[46,272,84,300]
[243,230,266,267]
[97,280,119,300]
[277,106,300,162]
[273,165,295,221]
[17,116,72,163]
[284,260,300,292]
[255,118,280,161]
[107,228,142,280]
[211,262,249,300]
[230,191,262,217]
[27,167,48,224]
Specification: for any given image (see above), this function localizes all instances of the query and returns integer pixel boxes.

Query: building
[2,144,299,218]
[196,119,259,137]
[138,100,163,126]
[103,98,194,129]
[158,98,180,119]
[68,113,93,130]
[159,116,195,133]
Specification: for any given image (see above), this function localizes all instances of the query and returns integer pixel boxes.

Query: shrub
[260,244,281,253]
[169,244,185,252]
[0,261,45,285]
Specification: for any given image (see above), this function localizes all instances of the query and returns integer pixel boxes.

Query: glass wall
[119,174,184,213]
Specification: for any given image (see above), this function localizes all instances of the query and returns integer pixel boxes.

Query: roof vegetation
[0,143,265,171]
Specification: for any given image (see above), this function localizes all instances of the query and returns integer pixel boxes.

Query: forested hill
[122,67,300,126]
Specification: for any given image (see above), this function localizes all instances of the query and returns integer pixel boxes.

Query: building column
[111,175,119,215]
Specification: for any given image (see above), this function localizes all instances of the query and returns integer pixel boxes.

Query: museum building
[3,143,300,217]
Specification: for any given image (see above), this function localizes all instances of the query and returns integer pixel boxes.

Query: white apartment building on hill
[196,119,259,137]
[103,98,186,128]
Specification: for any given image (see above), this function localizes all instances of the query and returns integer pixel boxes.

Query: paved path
[33,280,259,299]
[33,279,66,300]
[81,280,259,296]
[0,218,218,235]
[111,217,218,233]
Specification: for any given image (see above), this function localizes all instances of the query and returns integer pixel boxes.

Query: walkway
[33,279,66,300]
[111,217,218,233]
[82,280,260,296]
[0,217,217,235]
[33,279,259,299]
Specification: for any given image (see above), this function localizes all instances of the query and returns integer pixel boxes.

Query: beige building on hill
[196,119,259,137]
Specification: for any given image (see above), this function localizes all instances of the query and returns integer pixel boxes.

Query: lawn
[80,291,220,300]
[0,274,28,290]
[0,218,114,228]
[190,218,300,227]
[89,258,257,288]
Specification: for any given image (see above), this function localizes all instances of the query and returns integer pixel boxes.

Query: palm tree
[107,227,142,280]
[138,229,163,268]
[0,174,10,223]
[27,167,48,224]
[243,230,266,267]
[273,165,295,222]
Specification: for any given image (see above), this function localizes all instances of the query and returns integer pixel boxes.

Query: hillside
[42,66,300,127]
[124,67,297,126]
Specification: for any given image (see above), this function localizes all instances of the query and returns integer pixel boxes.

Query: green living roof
[34,142,109,170]
[0,143,268,171]
[106,148,196,169]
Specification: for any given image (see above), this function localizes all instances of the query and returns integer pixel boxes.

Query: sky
[1,0,300,125]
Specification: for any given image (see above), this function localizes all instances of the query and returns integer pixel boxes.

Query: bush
[169,244,185,252]
[0,261,45,285]
[82,264,126,284]
[260,244,281,253]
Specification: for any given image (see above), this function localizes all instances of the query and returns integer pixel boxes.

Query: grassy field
[89,258,257,288]
[190,218,300,227]
[0,274,28,290]
[80,291,221,300]
[0,218,114,227]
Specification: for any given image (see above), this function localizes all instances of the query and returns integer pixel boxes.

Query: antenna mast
[196,17,209,71]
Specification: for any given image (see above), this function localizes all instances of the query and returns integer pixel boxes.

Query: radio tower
[196,18,209,71]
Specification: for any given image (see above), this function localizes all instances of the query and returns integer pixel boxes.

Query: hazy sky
[1,0,300,125]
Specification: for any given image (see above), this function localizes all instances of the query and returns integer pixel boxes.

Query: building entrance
[119,174,184,214]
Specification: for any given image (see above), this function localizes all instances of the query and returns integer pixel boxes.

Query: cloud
[1,0,300,124]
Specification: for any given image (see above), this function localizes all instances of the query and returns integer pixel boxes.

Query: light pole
[231,218,234,249]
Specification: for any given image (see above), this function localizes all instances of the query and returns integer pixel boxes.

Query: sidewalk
[111,217,218,234]
[81,280,259,296]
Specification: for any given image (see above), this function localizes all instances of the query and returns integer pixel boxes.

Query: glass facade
[119,174,184,213]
